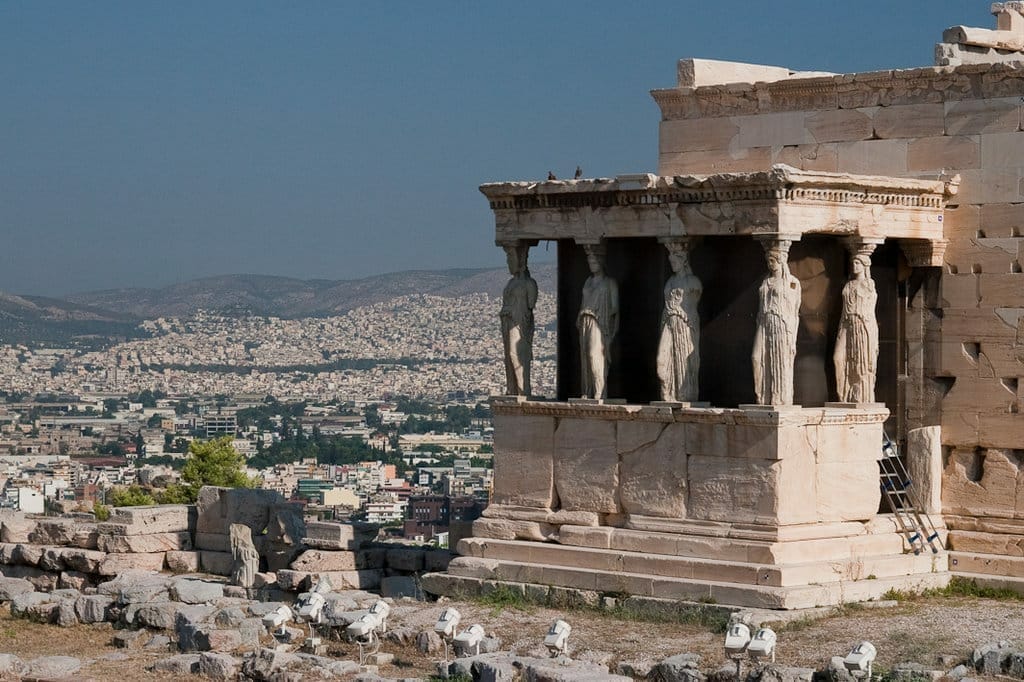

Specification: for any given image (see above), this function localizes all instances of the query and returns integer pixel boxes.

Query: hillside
[66,263,556,319]
[0,292,144,348]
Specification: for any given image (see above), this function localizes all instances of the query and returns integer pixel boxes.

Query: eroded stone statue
[657,242,702,401]
[752,240,801,406]
[229,523,258,589]
[499,243,538,396]
[577,245,618,399]
[834,251,878,403]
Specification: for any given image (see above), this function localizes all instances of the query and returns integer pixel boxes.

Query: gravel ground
[0,594,1019,680]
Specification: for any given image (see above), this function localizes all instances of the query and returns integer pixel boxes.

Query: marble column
[752,236,801,406]
[576,241,618,400]
[834,238,881,404]
[656,238,702,402]
[498,240,538,396]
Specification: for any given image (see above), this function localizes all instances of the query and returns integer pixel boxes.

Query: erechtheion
[425,5,1024,608]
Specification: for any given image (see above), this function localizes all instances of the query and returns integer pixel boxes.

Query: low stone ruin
[0,485,456,679]
[0,486,450,598]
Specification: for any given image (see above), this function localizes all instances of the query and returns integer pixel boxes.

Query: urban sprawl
[0,292,556,546]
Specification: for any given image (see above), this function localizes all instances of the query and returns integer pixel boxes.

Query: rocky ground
[0,579,1023,681]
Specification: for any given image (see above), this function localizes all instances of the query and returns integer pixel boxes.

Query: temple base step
[948,570,1024,595]
[949,551,1024,578]
[422,560,951,610]
[458,537,944,588]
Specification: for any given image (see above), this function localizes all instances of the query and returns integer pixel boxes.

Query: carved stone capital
[755,234,799,259]
[840,236,883,259]
[658,236,694,255]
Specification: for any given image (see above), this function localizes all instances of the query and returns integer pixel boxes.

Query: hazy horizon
[1,2,992,297]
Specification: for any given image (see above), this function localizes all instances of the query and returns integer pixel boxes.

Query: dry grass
[0,591,1019,680]
[0,605,193,681]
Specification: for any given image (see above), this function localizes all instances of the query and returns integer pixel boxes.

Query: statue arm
[527,278,538,310]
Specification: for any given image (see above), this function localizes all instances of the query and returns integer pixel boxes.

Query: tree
[181,436,256,496]
[110,485,155,507]
[156,483,194,504]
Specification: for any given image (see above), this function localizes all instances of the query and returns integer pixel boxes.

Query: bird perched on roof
[574,166,582,179]
[547,171,557,180]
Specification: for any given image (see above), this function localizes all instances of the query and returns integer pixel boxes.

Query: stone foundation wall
[651,61,1024,580]
[489,400,884,529]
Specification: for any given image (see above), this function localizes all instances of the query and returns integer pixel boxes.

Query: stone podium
[424,400,945,609]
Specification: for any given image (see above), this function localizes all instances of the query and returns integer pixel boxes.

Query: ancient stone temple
[425,4,1024,607]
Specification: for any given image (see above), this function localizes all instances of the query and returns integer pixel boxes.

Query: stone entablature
[481,166,955,265]
[650,61,1024,121]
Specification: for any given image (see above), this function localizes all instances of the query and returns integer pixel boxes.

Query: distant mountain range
[0,264,556,347]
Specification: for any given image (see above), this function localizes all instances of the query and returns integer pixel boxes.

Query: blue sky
[0,2,993,296]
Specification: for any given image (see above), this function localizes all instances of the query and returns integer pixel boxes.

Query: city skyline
[1,2,991,296]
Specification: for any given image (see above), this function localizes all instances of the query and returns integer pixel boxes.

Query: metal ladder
[879,437,942,555]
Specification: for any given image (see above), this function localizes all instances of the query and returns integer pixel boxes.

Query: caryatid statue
[577,244,619,399]
[499,242,538,396]
[752,239,801,406]
[834,245,879,403]
[656,240,702,402]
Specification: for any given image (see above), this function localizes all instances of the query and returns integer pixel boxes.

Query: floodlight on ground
[434,607,462,639]
[747,627,776,663]
[296,591,327,624]
[724,622,752,676]
[261,605,293,636]
[296,590,328,653]
[346,613,382,642]
[843,641,877,678]
[543,619,571,657]
[724,623,751,658]
[368,600,391,633]
[346,612,384,666]
[434,607,462,663]
[453,624,486,657]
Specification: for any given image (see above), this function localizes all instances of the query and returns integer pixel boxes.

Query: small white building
[17,488,44,514]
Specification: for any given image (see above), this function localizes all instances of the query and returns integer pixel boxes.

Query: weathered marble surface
[229,524,258,589]
[577,245,618,400]
[499,242,537,397]
[656,241,701,402]
[834,249,878,403]
[753,239,801,406]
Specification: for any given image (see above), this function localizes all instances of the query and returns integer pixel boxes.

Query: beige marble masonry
[617,421,687,518]
[488,400,887,528]
[491,413,557,509]
[642,55,1024,585]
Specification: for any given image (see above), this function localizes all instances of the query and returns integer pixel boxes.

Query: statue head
[583,244,605,275]
[763,240,791,277]
[503,244,527,276]
[665,241,690,274]
[852,253,871,278]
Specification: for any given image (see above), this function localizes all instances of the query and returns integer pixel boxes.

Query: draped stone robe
[499,272,538,396]
[834,276,878,403]
[577,274,618,399]
[657,272,701,402]
[753,271,801,406]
